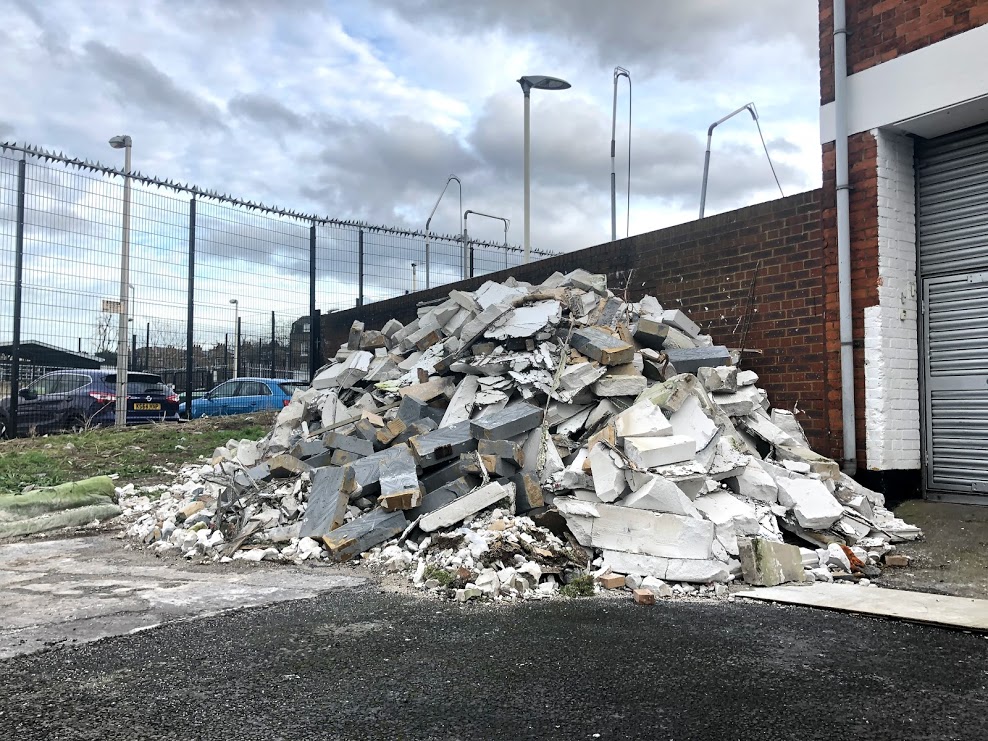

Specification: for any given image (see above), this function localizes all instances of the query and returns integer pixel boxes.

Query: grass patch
[422,565,454,588]
[560,574,595,598]
[0,413,275,495]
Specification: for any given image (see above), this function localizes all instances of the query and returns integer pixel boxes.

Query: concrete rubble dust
[125,270,922,603]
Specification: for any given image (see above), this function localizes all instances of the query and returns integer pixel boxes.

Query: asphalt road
[0,586,985,741]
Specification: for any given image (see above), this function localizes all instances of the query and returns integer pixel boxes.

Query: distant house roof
[0,341,101,370]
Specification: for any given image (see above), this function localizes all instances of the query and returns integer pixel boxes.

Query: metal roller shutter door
[917,123,988,498]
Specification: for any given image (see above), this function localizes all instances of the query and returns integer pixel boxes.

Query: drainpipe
[834,0,857,475]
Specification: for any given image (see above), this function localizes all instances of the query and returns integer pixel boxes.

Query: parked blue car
[0,369,180,437]
[179,377,307,419]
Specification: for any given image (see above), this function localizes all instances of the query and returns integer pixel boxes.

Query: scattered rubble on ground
[123,270,922,604]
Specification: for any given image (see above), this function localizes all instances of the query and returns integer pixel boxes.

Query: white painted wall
[864,129,921,470]
[820,23,988,143]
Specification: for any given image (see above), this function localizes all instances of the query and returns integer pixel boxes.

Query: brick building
[819,0,988,503]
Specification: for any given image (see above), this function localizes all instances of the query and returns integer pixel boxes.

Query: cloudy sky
[1,0,822,255]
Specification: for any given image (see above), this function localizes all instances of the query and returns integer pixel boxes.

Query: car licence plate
[133,403,161,410]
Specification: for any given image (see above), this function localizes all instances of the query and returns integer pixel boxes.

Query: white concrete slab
[737,583,988,632]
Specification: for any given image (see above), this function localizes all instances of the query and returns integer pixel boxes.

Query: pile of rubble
[125,269,921,602]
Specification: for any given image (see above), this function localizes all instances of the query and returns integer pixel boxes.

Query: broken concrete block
[393,419,438,446]
[698,365,738,394]
[736,369,759,387]
[727,460,779,504]
[660,309,701,339]
[709,386,764,417]
[633,316,672,351]
[770,410,809,447]
[397,394,445,426]
[563,268,607,294]
[513,471,545,513]
[693,491,760,537]
[624,435,696,469]
[376,418,408,447]
[637,374,698,413]
[440,376,479,427]
[322,508,407,561]
[409,420,477,467]
[330,449,360,467]
[621,474,701,518]
[267,454,312,479]
[399,377,453,403]
[668,394,719,451]
[381,318,404,339]
[474,280,527,309]
[408,476,477,519]
[775,445,841,480]
[322,432,374,458]
[588,443,628,503]
[290,438,327,461]
[300,466,356,537]
[589,504,715,560]
[602,550,730,583]
[664,346,731,376]
[378,445,423,511]
[571,326,635,366]
[419,481,512,532]
[557,361,607,396]
[593,364,648,397]
[478,439,525,468]
[347,320,364,350]
[470,402,542,441]
[739,414,797,448]
[486,300,561,340]
[776,476,844,530]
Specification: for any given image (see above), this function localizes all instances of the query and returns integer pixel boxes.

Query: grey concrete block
[664,346,731,375]
[267,454,312,479]
[378,445,423,511]
[322,508,408,561]
[299,466,356,538]
[408,420,476,467]
[322,431,375,458]
[478,439,525,468]
[513,471,545,513]
[347,320,364,350]
[408,476,478,519]
[470,402,542,441]
[397,394,445,426]
[571,327,635,366]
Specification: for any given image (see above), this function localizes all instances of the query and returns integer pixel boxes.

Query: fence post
[235,317,241,377]
[309,223,318,381]
[184,196,196,418]
[9,157,26,438]
[358,229,364,307]
[469,243,475,279]
[270,311,276,378]
[145,322,150,371]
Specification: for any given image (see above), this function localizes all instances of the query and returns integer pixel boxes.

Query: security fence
[0,142,553,434]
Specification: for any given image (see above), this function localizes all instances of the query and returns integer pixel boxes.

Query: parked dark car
[179,377,307,419]
[0,369,180,437]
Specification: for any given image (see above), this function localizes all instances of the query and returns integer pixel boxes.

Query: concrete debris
[121,271,921,599]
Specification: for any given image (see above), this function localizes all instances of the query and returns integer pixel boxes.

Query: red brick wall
[820,0,988,104]
[820,132,879,467]
[323,191,832,454]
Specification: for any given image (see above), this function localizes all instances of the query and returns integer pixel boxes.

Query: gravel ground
[0,585,985,741]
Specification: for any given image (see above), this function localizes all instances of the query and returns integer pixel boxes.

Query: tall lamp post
[425,175,462,286]
[229,298,239,379]
[109,135,132,427]
[610,67,631,241]
[518,75,570,264]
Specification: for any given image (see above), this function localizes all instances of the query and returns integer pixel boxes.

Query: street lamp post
[611,67,631,241]
[463,210,509,278]
[229,299,239,379]
[517,75,570,264]
[411,263,418,293]
[109,135,132,427]
[425,175,462,286]
[698,102,784,219]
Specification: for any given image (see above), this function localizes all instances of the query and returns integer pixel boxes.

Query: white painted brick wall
[864,129,921,470]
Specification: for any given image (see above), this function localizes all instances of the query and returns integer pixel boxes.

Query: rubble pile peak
[126,269,921,602]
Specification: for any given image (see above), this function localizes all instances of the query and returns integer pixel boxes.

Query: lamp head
[518,75,571,94]
[229,299,238,305]
[108,135,132,149]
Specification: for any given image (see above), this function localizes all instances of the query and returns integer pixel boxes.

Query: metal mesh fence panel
[0,142,555,433]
